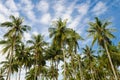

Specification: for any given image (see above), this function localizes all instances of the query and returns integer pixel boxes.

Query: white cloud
[68,2,90,30]
[0,14,7,23]
[68,15,82,29]
[62,13,72,22]
[19,0,34,11]
[5,0,18,11]
[23,32,31,41]
[77,2,89,16]
[32,31,38,36]
[61,1,77,22]
[37,1,49,13]
[40,13,51,25]
[27,11,36,21]
[0,1,19,20]
[41,27,49,38]
[19,0,36,22]
[53,1,65,17]
[92,1,107,15]
[0,3,9,16]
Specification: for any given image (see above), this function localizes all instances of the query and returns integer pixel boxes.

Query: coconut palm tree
[0,68,5,80]
[0,15,31,80]
[88,17,118,80]
[27,34,47,80]
[15,42,33,80]
[45,46,63,80]
[25,67,36,80]
[82,45,96,80]
[49,18,74,80]
[0,57,19,80]
[0,37,19,80]
[66,29,83,54]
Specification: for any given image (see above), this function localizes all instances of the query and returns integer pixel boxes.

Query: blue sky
[0,0,120,80]
[0,0,120,44]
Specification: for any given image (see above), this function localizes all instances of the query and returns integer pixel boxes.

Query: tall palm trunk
[78,58,83,80]
[90,68,95,80]
[6,45,14,80]
[51,59,54,80]
[6,65,10,80]
[34,55,37,80]
[63,49,66,80]
[18,67,21,80]
[104,43,118,80]
[55,61,58,80]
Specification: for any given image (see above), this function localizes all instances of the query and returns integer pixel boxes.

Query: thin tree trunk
[55,61,58,80]
[6,34,16,80]
[91,68,95,80]
[34,56,37,80]
[6,68,10,80]
[63,49,66,80]
[6,49,13,80]
[18,67,21,80]
[104,43,118,80]
[16,72,17,80]
[51,59,54,80]
[78,58,83,80]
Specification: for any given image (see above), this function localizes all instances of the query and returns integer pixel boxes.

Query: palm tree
[76,54,84,80]
[27,34,47,80]
[0,58,19,80]
[0,37,18,80]
[15,42,33,80]
[82,45,96,80]
[66,29,83,54]
[45,46,63,80]
[49,18,73,80]
[88,17,118,80]
[0,68,5,80]
[0,15,31,80]
[25,68,36,80]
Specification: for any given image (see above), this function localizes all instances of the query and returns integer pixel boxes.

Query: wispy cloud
[77,2,90,16]
[68,15,82,29]
[53,0,66,17]
[61,1,77,22]
[68,1,90,30]
[19,0,36,22]
[5,0,18,11]
[36,0,49,13]
[92,1,107,15]
[40,13,51,25]
[23,32,31,41]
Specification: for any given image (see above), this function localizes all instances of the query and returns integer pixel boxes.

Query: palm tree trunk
[34,56,37,80]
[104,43,118,80]
[16,72,17,80]
[78,59,83,80]
[18,67,21,80]
[6,34,16,80]
[6,69,10,80]
[63,49,66,80]
[91,68,95,80]
[6,49,13,80]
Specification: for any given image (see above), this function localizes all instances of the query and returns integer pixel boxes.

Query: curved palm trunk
[104,43,118,80]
